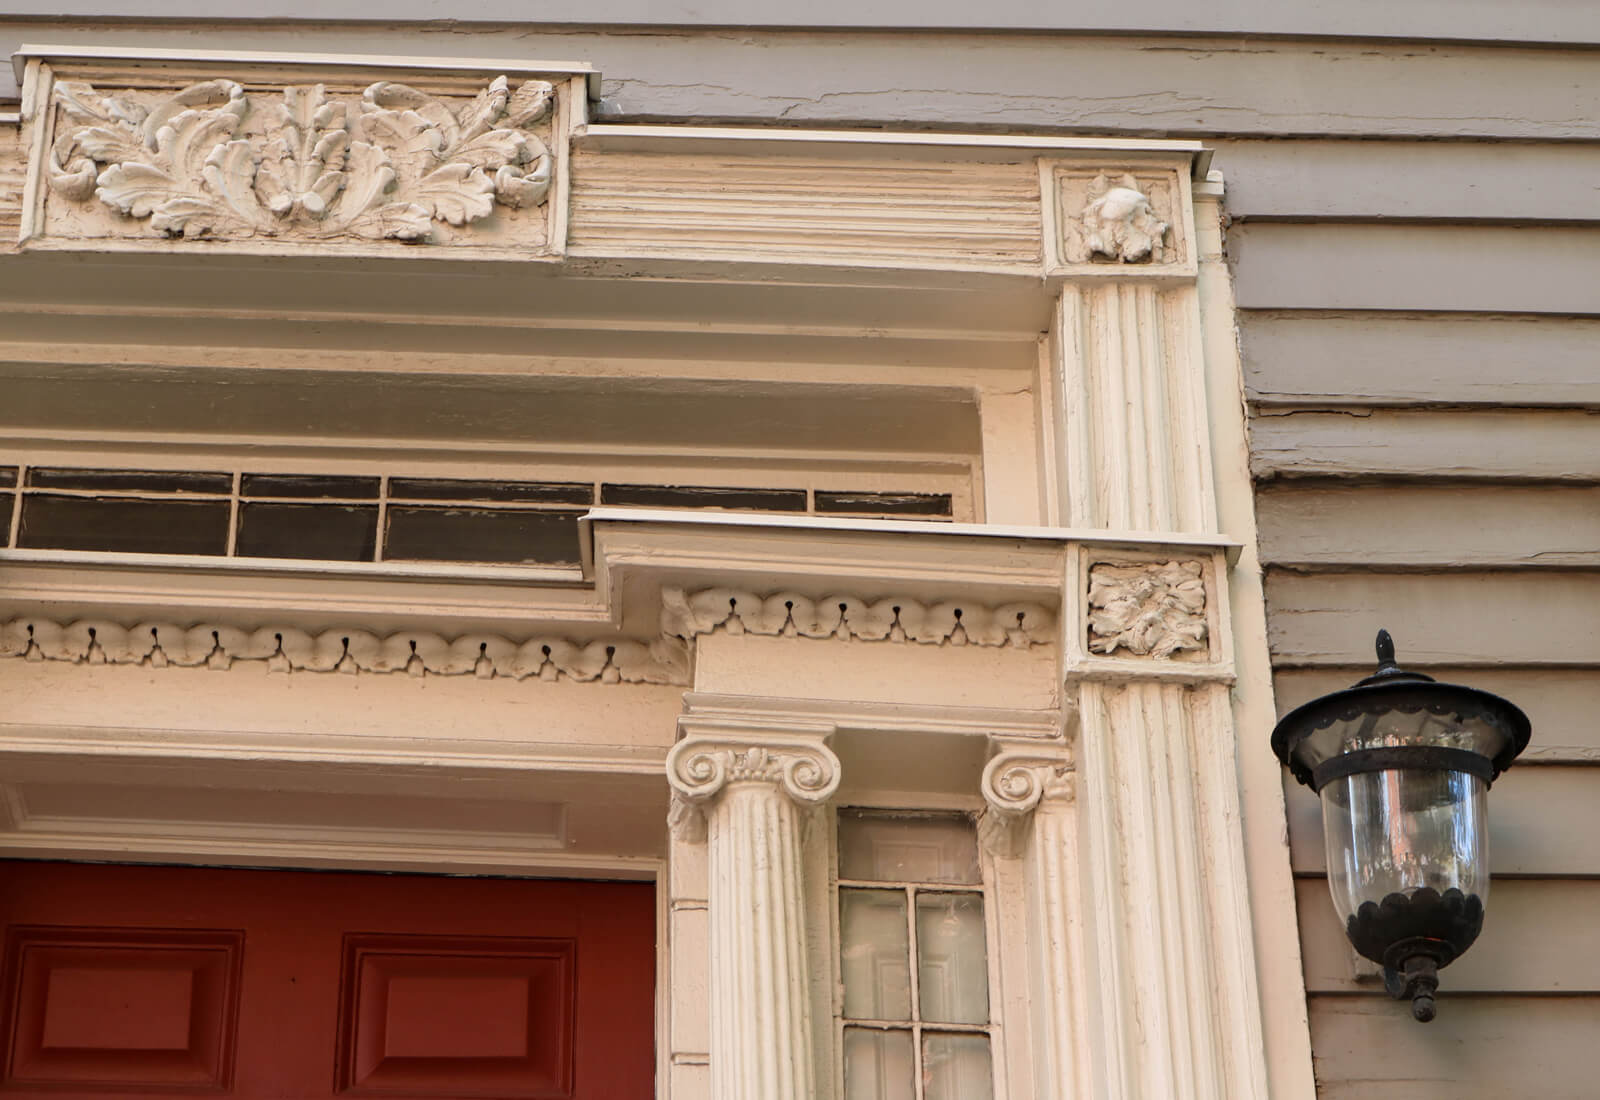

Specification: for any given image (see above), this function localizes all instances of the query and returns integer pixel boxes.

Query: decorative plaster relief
[1086,560,1208,659]
[43,76,554,243]
[0,616,687,684]
[978,744,1076,857]
[1047,163,1193,275]
[663,587,1056,647]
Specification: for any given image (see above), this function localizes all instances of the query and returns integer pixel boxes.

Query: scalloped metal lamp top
[1270,629,1532,790]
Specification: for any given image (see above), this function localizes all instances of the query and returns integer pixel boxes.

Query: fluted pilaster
[666,727,840,1100]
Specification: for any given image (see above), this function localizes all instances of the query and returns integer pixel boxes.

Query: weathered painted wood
[1257,485,1600,569]
[1285,766,1600,876]
[0,120,20,249]
[1265,571,1600,666]
[1231,224,1600,314]
[4,29,1600,140]
[1240,312,1600,407]
[11,1,1600,44]
[1214,141,1600,223]
[1275,667,1600,764]
[1250,409,1600,482]
[1309,995,1600,1099]
[1298,879,1600,994]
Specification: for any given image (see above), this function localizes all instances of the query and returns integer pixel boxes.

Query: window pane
[916,892,990,1025]
[600,483,807,511]
[814,490,952,517]
[235,502,378,561]
[838,811,980,884]
[384,507,581,565]
[18,495,230,556]
[923,1033,993,1100]
[388,478,592,505]
[241,473,379,499]
[839,889,911,1021]
[843,1028,914,1100]
[25,467,231,493]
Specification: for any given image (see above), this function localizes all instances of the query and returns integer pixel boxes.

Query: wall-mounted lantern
[1271,630,1530,1021]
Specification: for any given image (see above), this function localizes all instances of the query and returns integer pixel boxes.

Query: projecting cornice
[6,45,1213,280]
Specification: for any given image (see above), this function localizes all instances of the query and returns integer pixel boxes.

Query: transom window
[0,465,953,568]
[837,810,994,1100]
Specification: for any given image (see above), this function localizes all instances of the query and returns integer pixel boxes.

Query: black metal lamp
[1271,629,1530,1022]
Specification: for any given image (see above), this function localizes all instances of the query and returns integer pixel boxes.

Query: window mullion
[906,883,924,1100]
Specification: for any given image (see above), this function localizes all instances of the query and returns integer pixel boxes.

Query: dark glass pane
[236,502,378,561]
[600,484,807,512]
[388,478,593,505]
[0,495,12,540]
[815,491,953,517]
[25,467,231,494]
[0,467,17,488]
[241,474,380,500]
[385,507,581,565]
[18,495,229,555]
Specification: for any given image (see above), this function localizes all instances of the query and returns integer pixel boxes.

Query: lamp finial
[1375,629,1396,670]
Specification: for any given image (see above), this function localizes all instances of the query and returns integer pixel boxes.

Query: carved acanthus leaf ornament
[47,76,553,240]
[1068,172,1172,264]
[1086,559,1208,659]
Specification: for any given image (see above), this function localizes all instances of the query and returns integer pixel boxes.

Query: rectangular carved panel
[1,927,243,1090]
[336,934,577,1097]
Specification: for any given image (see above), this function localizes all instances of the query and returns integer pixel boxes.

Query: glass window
[837,811,993,1100]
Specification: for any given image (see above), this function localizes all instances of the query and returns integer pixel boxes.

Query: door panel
[0,862,655,1099]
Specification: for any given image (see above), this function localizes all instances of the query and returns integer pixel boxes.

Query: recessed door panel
[0,863,655,1099]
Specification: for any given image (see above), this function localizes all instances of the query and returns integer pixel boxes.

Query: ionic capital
[666,723,840,842]
[979,739,1075,857]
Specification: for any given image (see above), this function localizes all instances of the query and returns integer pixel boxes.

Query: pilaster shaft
[980,743,1090,1099]
[1075,680,1268,1100]
[667,728,840,1100]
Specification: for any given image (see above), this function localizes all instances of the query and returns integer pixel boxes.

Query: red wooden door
[0,861,655,1098]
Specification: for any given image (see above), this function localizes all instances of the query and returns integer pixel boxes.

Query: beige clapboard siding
[1229,224,1600,314]
[1285,765,1600,876]
[567,149,1042,268]
[1309,996,1600,1100]
[1297,879,1600,994]
[1240,312,1600,408]
[1275,667,1600,763]
[1256,485,1600,570]
[1264,571,1600,666]
[1213,140,1600,223]
[1250,408,1600,482]
[4,29,1600,140]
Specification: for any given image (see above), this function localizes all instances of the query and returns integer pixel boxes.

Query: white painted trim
[12,43,602,97]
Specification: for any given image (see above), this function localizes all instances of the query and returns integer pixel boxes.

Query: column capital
[978,737,1075,857]
[667,719,840,842]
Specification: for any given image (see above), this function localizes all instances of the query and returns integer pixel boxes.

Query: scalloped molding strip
[0,588,1056,686]
[0,617,689,684]
[662,587,1056,647]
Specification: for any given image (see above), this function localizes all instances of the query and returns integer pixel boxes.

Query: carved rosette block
[26,62,579,254]
[1044,161,1195,277]
[1086,559,1209,660]
[666,728,839,1100]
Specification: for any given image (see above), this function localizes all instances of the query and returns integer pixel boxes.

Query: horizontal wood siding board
[1264,571,1600,666]
[1249,409,1600,482]
[1285,765,1600,876]
[1240,313,1600,408]
[1256,485,1600,569]
[1229,225,1600,314]
[1275,667,1600,763]
[1297,878,1600,993]
[1309,995,1600,1099]
[5,30,1600,140]
[13,3,1600,45]
[1213,141,1600,222]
